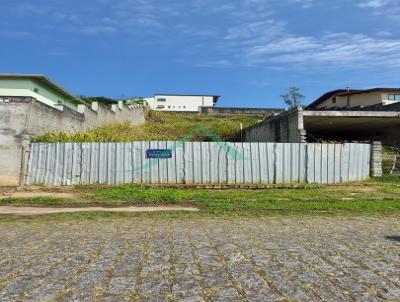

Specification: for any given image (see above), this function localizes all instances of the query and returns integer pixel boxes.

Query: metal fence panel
[165,141,176,183]
[233,143,244,184]
[227,142,236,184]
[266,143,275,184]
[26,142,372,186]
[298,143,307,183]
[333,144,342,184]
[176,143,185,184]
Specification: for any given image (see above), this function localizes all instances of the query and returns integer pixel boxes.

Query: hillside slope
[34,110,263,142]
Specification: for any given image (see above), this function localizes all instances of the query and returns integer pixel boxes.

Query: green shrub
[33,111,263,142]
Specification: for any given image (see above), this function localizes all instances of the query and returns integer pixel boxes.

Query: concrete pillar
[371,141,383,177]
[77,104,86,114]
[297,107,307,143]
[118,101,123,110]
[91,102,99,112]
[19,136,31,187]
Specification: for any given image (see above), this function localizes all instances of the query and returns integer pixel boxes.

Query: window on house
[157,98,166,102]
[157,105,165,109]
[34,88,40,93]
[388,94,400,101]
[183,106,186,109]
[168,106,171,108]
[332,97,336,104]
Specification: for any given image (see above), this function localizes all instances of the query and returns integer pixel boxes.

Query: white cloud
[356,0,400,15]
[376,31,393,37]
[289,0,316,8]
[177,0,400,69]
[82,25,118,35]
[225,20,285,42]
[195,59,232,67]
[357,0,391,8]
[5,0,400,73]
[242,32,400,67]
[9,0,173,36]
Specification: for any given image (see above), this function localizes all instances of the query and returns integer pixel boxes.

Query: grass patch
[82,185,188,204]
[0,197,69,206]
[74,180,400,214]
[373,174,400,184]
[2,176,400,218]
[33,110,263,142]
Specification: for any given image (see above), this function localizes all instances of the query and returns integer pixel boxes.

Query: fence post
[305,143,309,183]
[19,137,31,187]
[370,141,382,178]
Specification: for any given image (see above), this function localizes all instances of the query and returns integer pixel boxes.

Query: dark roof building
[307,88,400,110]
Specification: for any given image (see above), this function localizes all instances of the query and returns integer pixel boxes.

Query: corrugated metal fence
[26,142,371,186]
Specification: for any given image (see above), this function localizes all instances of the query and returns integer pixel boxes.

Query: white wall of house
[145,95,217,112]
[316,91,400,109]
[0,78,78,111]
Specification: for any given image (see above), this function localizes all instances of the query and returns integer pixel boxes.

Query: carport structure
[239,107,400,146]
[303,110,400,145]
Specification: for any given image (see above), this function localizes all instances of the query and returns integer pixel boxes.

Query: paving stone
[23,282,65,302]
[211,287,242,302]
[0,216,399,301]
[107,276,136,295]
[98,295,131,302]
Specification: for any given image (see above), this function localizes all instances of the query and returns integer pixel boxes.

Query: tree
[280,87,305,109]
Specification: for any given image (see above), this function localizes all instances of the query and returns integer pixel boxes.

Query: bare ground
[0,191,75,199]
[0,205,199,215]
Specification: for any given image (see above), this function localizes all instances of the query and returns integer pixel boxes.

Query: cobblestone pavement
[0,216,399,302]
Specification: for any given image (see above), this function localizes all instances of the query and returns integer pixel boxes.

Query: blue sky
[1,0,400,107]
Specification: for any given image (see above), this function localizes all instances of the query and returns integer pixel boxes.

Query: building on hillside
[0,74,145,186]
[0,74,85,111]
[237,87,400,146]
[200,106,284,116]
[144,94,220,112]
[307,88,400,109]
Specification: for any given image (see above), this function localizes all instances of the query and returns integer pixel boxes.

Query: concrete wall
[237,108,305,143]
[237,104,399,148]
[0,97,145,186]
[200,107,283,116]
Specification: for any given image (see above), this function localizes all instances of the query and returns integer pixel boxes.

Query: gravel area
[0,216,399,301]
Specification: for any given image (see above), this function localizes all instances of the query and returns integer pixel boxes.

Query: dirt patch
[326,185,379,192]
[0,192,75,199]
[0,205,200,215]
[0,187,17,196]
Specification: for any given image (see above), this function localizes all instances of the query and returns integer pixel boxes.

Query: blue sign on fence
[146,149,172,159]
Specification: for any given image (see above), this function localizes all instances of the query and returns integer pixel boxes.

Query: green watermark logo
[135,124,247,172]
